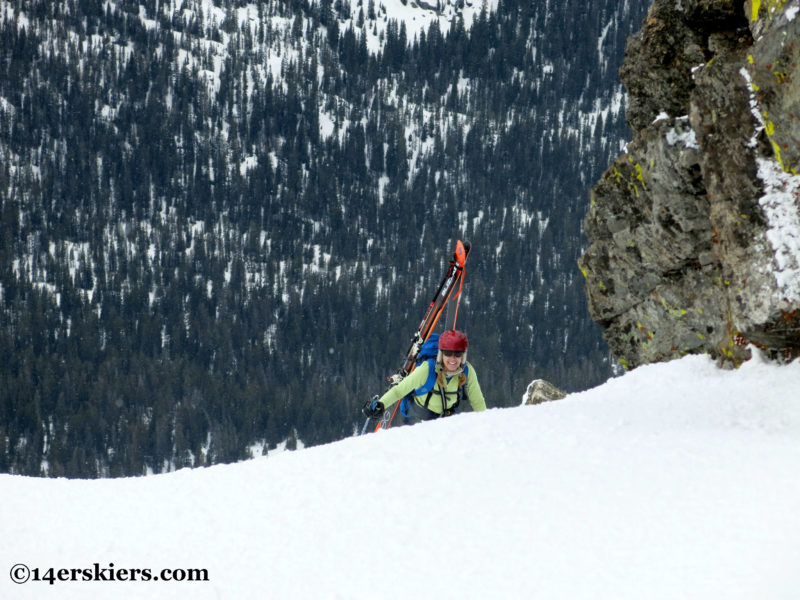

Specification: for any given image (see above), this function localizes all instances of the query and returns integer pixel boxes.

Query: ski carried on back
[361,240,471,434]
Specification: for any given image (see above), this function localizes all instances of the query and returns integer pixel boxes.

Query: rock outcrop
[521,379,567,405]
[579,0,800,369]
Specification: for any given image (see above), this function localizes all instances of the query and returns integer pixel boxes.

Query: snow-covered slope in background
[333,0,500,52]
[3,350,799,599]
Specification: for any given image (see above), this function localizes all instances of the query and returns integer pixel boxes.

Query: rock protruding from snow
[580,0,800,369]
[521,379,567,406]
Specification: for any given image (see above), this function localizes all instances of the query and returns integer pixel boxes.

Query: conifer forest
[0,0,649,476]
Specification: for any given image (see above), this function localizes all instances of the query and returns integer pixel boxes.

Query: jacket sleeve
[465,362,487,411]
[377,361,432,408]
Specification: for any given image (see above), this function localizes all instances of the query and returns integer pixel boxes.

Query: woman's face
[442,350,464,372]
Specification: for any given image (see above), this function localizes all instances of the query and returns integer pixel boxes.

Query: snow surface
[3,351,800,599]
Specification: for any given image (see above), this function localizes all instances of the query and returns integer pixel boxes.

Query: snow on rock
[665,116,699,149]
[756,156,800,301]
[2,351,800,599]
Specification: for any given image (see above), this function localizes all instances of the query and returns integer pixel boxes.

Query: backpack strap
[453,364,469,413]
[413,358,438,397]
[421,362,470,414]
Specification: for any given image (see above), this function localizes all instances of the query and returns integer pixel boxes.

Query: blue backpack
[399,333,469,418]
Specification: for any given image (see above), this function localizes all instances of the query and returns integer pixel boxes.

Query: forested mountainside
[0,0,650,477]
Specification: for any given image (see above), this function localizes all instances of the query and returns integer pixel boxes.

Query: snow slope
[2,350,800,599]
[334,0,499,53]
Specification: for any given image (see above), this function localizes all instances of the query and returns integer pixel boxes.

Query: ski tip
[455,240,470,267]
[455,241,465,267]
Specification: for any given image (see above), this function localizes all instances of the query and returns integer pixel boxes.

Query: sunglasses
[442,350,464,358]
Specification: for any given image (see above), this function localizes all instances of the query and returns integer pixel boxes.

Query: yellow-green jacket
[378,359,487,415]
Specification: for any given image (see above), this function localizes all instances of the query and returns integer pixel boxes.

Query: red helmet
[438,330,468,352]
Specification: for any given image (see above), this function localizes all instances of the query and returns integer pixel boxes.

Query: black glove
[362,396,384,418]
